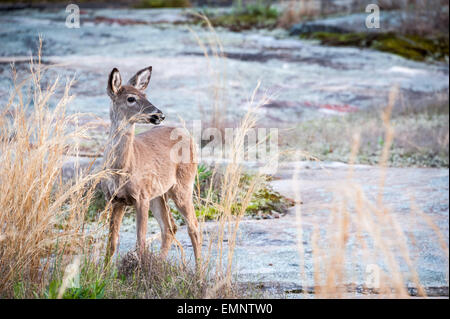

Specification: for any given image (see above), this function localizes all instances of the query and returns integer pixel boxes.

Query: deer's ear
[128,66,152,91]
[107,68,122,98]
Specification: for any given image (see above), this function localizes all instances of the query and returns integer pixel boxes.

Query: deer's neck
[105,120,135,172]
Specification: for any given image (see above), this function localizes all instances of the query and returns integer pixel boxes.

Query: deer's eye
[127,97,136,103]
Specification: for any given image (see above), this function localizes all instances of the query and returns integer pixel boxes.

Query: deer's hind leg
[150,194,177,259]
[168,185,201,264]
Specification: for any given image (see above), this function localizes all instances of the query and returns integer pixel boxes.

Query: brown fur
[102,67,201,265]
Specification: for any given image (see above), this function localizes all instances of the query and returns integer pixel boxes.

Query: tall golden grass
[293,87,449,298]
[0,40,109,297]
[188,11,229,134]
[184,14,270,296]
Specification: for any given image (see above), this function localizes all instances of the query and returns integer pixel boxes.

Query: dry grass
[188,12,229,135]
[203,86,268,295]
[0,39,109,298]
[277,0,362,28]
[117,250,207,298]
[292,88,449,298]
[278,0,323,28]
[185,14,272,294]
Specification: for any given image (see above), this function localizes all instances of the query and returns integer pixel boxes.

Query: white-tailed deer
[101,66,200,265]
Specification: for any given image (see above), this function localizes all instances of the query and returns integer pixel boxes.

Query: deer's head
[107,66,165,125]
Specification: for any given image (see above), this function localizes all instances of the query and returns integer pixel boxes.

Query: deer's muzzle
[149,112,165,125]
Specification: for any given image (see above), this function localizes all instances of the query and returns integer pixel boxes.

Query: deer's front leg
[106,202,126,262]
[135,199,149,258]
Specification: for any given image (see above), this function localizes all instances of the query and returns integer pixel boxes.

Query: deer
[101,66,201,266]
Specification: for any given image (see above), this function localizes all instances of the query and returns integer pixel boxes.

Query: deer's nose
[149,112,165,125]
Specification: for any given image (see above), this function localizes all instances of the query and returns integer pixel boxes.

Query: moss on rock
[301,31,449,62]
